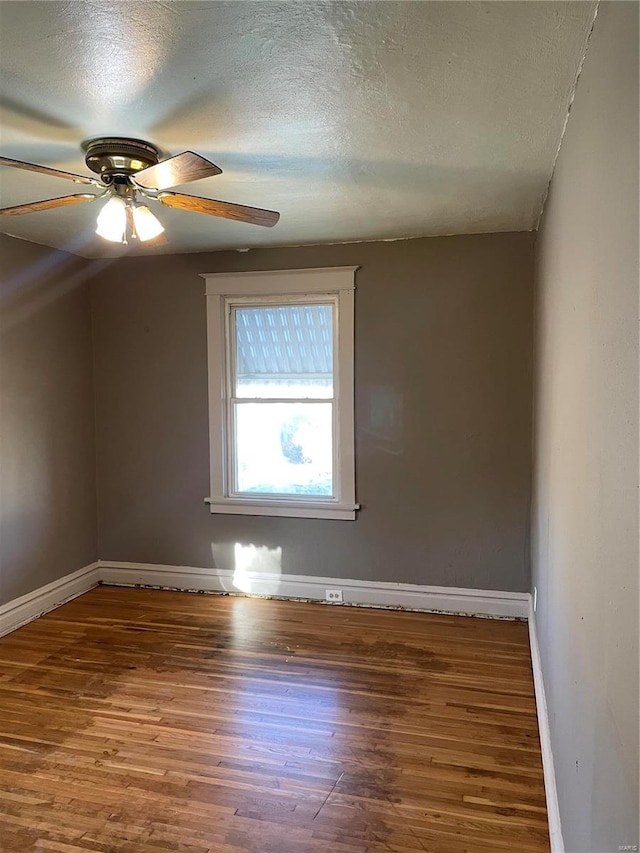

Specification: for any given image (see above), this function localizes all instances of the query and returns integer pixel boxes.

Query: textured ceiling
[0,1,596,258]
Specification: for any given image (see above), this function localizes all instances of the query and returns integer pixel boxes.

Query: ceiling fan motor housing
[82,137,161,181]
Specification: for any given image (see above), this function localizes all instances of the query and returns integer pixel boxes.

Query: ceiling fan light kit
[130,204,164,242]
[0,136,280,246]
[95,196,127,243]
[94,194,164,244]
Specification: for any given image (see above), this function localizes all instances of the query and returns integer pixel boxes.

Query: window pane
[234,304,333,399]
[234,402,333,496]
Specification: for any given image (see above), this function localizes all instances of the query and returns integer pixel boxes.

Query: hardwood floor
[0,586,549,852]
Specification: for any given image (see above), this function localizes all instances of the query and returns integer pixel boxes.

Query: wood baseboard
[97,560,529,619]
[0,563,100,638]
[528,599,564,853]
[0,560,529,638]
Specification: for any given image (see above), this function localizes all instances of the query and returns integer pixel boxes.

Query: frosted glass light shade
[132,204,164,241]
[96,196,127,243]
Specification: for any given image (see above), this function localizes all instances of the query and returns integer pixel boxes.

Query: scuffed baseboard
[0,562,100,638]
[0,559,529,639]
[97,560,529,619]
[528,599,564,853]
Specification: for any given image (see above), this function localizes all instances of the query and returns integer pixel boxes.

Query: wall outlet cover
[325,589,344,602]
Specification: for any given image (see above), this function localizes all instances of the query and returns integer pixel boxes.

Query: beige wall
[532,3,639,851]
[0,235,97,605]
[91,231,534,591]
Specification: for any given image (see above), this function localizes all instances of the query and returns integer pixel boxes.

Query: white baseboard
[0,562,100,638]
[0,560,529,639]
[528,599,564,853]
[97,560,529,619]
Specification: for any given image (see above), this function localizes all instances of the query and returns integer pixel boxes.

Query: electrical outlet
[325,589,343,603]
[533,586,538,612]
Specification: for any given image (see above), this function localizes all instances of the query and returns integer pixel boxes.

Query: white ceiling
[0,1,596,258]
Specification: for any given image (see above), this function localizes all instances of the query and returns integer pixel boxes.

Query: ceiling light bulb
[96,196,127,243]
[131,204,164,241]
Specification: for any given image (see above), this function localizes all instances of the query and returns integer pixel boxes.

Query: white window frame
[201,267,359,520]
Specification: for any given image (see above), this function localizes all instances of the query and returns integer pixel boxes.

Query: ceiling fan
[0,137,280,244]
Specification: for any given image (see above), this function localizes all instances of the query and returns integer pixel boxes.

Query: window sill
[204,497,359,520]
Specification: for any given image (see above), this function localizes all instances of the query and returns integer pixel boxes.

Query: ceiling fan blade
[132,151,222,190]
[157,191,280,227]
[0,156,101,186]
[0,194,98,216]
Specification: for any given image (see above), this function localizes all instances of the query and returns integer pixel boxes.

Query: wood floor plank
[0,587,549,852]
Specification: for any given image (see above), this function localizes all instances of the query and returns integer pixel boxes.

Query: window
[202,267,358,520]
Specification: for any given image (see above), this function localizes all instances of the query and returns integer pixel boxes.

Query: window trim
[201,267,359,520]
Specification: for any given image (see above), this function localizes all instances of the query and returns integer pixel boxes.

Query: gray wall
[532,3,639,851]
[92,232,534,591]
[0,235,97,605]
